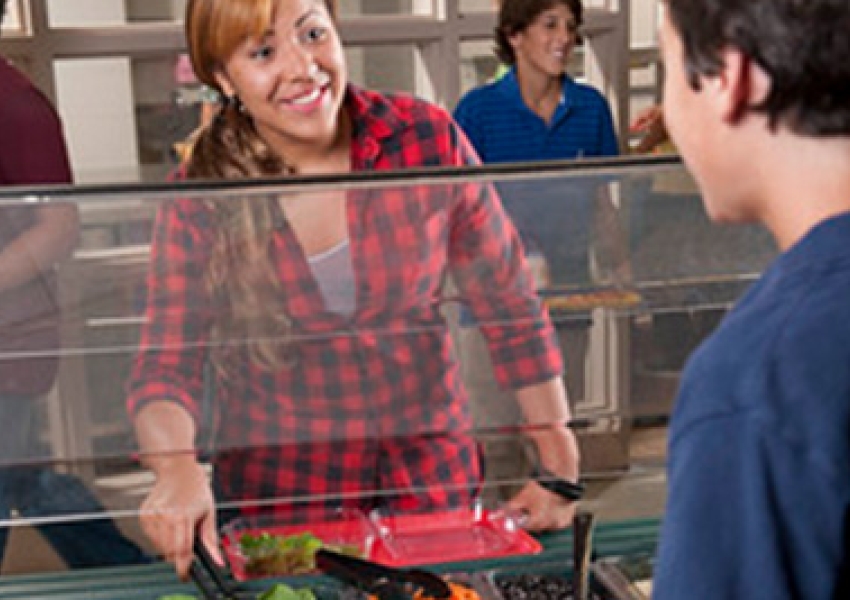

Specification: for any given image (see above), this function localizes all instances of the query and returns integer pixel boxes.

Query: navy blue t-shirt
[654,211,850,599]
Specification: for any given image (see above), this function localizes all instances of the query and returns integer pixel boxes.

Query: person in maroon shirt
[127,0,582,578]
[0,0,148,568]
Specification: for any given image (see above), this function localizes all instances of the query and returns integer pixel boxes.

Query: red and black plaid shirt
[127,85,562,515]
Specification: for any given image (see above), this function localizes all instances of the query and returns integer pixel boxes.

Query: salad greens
[240,531,362,577]
[157,582,317,600]
[257,583,318,600]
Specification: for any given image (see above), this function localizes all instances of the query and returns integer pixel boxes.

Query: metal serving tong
[190,538,241,600]
[316,548,453,600]
[572,511,596,600]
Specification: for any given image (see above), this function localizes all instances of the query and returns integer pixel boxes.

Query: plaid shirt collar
[344,84,412,169]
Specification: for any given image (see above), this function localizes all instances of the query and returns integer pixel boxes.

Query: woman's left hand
[511,378,581,530]
[506,479,578,531]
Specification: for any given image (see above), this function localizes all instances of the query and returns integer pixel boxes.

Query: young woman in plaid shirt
[128,0,581,577]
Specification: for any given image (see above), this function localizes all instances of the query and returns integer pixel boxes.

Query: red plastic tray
[369,507,542,567]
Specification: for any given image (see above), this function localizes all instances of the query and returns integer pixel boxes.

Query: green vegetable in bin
[240,531,363,577]
[257,583,318,600]
[157,582,317,600]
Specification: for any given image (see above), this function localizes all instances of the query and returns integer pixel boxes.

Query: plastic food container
[591,554,654,600]
[369,502,542,567]
[221,507,377,581]
[486,560,609,600]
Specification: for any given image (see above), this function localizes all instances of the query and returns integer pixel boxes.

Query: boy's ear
[714,47,770,124]
[507,28,523,51]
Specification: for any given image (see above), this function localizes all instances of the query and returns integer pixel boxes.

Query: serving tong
[190,538,242,600]
[316,548,453,600]
[572,511,596,600]
[188,538,452,600]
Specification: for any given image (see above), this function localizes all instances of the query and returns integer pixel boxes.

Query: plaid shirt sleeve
[445,120,564,389]
[126,199,215,424]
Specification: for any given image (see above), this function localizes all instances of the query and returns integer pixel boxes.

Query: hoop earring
[225,95,249,115]
[215,94,234,124]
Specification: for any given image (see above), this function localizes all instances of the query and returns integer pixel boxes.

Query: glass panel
[0,0,24,33]
[47,0,187,26]
[346,44,429,97]
[47,0,129,27]
[53,54,211,185]
[125,0,186,23]
[53,57,145,184]
[132,53,212,181]
[47,0,437,25]
[338,0,434,18]
[0,159,776,533]
[459,0,496,14]
[459,39,500,94]
[47,0,437,26]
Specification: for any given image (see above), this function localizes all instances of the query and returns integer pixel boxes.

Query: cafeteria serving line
[0,156,777,598]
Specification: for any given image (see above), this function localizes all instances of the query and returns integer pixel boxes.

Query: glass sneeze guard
[0,156,776,576]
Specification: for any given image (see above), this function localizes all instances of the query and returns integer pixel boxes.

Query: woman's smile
[278,75,331,114]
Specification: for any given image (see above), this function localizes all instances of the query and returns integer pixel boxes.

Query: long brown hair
[183,0,338,373]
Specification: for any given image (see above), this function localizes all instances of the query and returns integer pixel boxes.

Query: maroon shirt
[0,58,72,395]
[127,86,563,515]
[0,58,71,186]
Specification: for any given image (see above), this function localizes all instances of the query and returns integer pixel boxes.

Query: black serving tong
[190,537,241,600]
[316,548,453,600]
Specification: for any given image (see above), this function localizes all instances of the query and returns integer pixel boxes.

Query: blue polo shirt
[654,211,850,599]
[452,68,619,163]
[453,69,619,286]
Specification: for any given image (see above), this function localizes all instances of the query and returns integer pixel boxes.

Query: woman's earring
[227,95,248,115]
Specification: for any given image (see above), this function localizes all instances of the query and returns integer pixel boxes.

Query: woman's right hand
[139,456,220,580]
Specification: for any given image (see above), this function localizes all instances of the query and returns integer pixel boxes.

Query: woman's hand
[140,456,220,580]
[511,379,581,530]
[506,423,581,531]
[507,478,578,531]
[134,402,217,579]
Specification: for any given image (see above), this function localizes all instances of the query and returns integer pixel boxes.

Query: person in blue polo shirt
[454,0,617,164]
[451,0,628,489]
[452,0,624,292]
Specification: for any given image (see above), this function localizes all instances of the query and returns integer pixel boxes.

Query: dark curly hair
[666,0,850,136]
[495,0,583,66]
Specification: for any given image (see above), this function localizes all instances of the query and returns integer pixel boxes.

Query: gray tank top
[307,239,356,315]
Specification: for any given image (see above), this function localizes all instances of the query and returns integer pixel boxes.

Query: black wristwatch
[533,466,585,501]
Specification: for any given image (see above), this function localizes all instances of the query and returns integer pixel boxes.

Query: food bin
[236,580,364,600]
[485,560,610,600]
[221,507,377,581]
[591,554,655,600]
